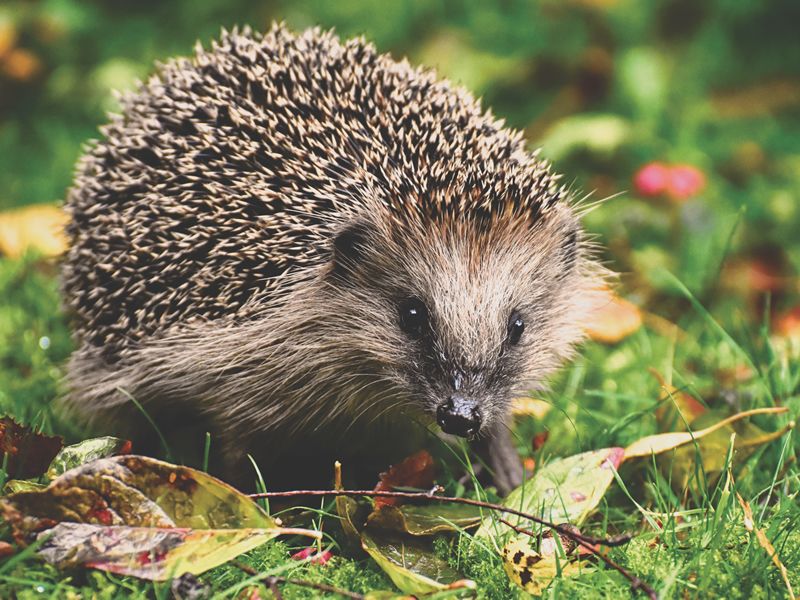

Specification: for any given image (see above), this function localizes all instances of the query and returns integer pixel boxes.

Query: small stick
[265,576,284,600]
[498,517,657,600]
[233,561,364,599]
[250,488,632,548]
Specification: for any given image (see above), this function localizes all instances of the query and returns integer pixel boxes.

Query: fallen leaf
[361,530,469,595]
[584,290,642,344]
[291,546,333,565]
[512,398,552,419]
[367,503,482,536]
[2,48,42,80]
[335,461,367,544]
[532,432,549,451]
[649,369,706,431]
[47,436,132,479]
[37,522,291,580]
[477,447,624,540]
[373,450,435,509]
[0,455,275,543]
[662,411,795,490]
[0,541,15,559]
[501,534,585,595]
[0,416,63,479]
[736,493,795,599]
[0,204,68,258]
[1,455,320,580]
[0,18,17,59]
[3,480,46,494]
[623,406,789,459]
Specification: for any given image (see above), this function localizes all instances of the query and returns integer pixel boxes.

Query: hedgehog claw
[472,424,523,495]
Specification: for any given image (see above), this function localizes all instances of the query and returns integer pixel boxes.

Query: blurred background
[0,0,798,442]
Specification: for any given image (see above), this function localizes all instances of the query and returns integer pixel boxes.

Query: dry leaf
[0,416,63,480]
[373,450,435,509]
[584,289,642,343]
[736,493,796,599]
[2,48,42,81]
[0,204,68,258]
[624,406,789,459]
[501,535,585,595]
[512,398,552,419]
[649,369,706,431]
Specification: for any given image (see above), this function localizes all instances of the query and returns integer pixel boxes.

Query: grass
[1,0,800,597]
[0,249,797,598]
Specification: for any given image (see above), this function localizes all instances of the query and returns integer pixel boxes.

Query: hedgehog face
[329,208,590,439]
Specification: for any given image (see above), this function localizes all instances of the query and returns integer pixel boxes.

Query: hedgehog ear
[331,220,371,277]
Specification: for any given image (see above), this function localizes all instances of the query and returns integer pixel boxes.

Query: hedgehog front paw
[472,424,523,495]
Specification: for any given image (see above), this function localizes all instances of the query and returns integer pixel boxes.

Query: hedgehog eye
[399,297,428,337]
[507,312,525,345]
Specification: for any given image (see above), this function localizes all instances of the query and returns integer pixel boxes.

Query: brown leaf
[649,369,706,431]
[0,416,63,480]
[373,450,435,509]
[2,48,42,80]
[736,493,796,599]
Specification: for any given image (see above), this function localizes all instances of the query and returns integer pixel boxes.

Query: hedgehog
[61,24,605,493]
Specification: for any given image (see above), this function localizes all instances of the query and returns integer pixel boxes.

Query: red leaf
[532,432,549,451]
[0,417,62,479]
[291,546,333,565]
[0,542,15,559]
[373,450,436,509]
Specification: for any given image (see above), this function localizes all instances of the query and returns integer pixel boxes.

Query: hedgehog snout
[436,394,482,438]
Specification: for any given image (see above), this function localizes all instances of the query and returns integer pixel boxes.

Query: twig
[232,560,364,599]
[249,487,632,548]
[498,517,657,600]
[265,576,284,600]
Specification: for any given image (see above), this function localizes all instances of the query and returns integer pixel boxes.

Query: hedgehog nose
[437,395,481,438]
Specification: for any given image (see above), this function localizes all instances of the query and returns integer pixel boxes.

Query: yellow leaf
[501,537,584,595]
[0,18,16,59]
[736,493,796,599]
[624,406,789,460]
[584,289,642,344]
[0,204,68,258]
[512,397,551,419]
